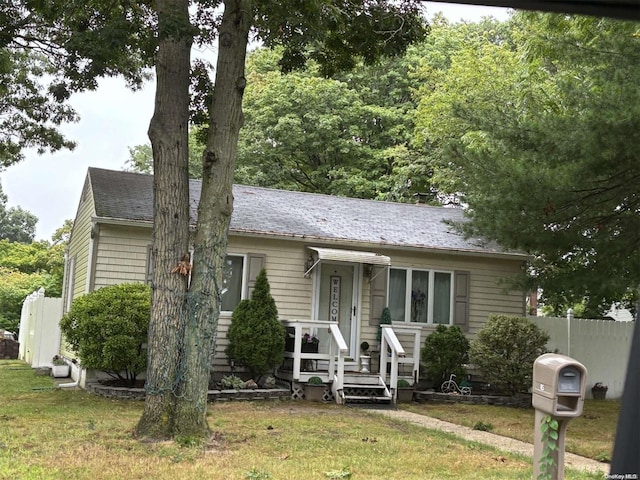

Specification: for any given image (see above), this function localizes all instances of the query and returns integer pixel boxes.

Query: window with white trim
[388,268,453,324]
[221,255,245,312]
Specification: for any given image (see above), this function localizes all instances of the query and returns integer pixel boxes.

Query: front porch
[276,319,422,404]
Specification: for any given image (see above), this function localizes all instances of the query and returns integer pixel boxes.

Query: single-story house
[61,167,528,401]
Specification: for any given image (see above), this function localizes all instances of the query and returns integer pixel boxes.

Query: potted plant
[51,355,70,378]
[302,333,320,353]
[360,341,371,373]
[396,379,414,403]
[591,382,608,400]
[304,376,326,402]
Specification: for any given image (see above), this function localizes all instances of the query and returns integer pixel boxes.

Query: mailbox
[532,353,587,417]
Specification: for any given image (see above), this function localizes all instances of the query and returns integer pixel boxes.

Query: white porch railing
[280,320,347,387]
[379,324,422,403]
[280,320,420,405]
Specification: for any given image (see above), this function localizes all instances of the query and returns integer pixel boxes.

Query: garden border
[86,382,291,402]
[415,390,532,408]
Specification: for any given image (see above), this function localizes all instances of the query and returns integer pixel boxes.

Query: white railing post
[382,326,406,404]
[412,328,421,383]
[292,324,302,380]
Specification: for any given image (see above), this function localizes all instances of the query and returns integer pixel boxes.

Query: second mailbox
[532,353,587,417]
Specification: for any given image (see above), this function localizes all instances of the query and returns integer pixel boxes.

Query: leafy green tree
[0,220,69,332]
[0,268,52,333]
[413,13,640,314]
[421,325,469,387]
[226,269,285,379]
[0,184,37,243]
[0,1,154,168]
[124,129,205,179]
[470,315,549,396]
[235,45,430,202]
[60,283,151,386]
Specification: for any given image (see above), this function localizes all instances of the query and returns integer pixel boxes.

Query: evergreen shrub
[226,269,285,379]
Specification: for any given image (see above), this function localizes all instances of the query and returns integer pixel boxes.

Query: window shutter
[369,266,388,326]
[453,271,470,331]
[245,253,265,298]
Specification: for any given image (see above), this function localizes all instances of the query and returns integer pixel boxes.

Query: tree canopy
[413,13,640,316]
[235,46,430,202]
[0,0,154,168]
[0,183,37,243]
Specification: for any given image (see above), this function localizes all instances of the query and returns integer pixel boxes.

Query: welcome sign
[330,276,341,323]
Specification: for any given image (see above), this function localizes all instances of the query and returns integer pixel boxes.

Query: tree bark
[136,0,192,440]
[179,0,252,435]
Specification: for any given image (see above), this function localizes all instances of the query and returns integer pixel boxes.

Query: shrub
[59,283,150,386]
[421,324,469,386]
[226,269,285,379]
[470,314,550,396]
[219,374,246,389]
[376,307,392,343]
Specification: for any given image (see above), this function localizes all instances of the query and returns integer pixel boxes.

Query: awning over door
[304,246,390,277]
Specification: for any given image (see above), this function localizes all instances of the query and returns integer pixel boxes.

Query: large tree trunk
[180,0,252,433]
[136,0,192,440]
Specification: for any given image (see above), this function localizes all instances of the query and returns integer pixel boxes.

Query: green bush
[470,314,550,396]
[376,307,392,343]
[421,324,469,387]
[226,269,285,379]
[59,283,150,386]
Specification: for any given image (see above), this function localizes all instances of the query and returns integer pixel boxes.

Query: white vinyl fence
[18,288,63,368]
[530,315,634,399]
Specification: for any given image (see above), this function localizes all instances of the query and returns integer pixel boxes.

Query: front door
[315,263,360,357]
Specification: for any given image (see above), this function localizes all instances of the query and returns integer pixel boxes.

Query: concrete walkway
[361,408,609,476]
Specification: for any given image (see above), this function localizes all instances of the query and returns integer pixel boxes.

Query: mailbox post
[532,353,587,480]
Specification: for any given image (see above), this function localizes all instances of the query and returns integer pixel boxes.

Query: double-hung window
[388,268,453,324]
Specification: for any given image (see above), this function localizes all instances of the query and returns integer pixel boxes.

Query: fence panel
[530,316,634,399]
[18,289,63,368]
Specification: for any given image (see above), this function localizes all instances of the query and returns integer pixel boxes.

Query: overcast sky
[2,3,510,242]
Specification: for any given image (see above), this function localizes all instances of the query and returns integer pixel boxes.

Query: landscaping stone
[415,390,532,408]
[86,382,290,402]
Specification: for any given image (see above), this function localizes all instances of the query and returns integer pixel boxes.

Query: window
[221,255,245,312]
[388,268,453,324]
[145,251,246,312]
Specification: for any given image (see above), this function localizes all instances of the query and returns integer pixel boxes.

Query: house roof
[88,167,524,258]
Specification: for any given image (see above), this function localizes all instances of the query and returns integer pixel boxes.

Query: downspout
[57,359,82,389]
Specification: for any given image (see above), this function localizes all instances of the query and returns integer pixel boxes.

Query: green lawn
[403,398,619,462]
[0,361,604,480]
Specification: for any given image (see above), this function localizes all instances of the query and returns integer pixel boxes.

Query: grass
[0,360,605,480]
[403,398,619,462]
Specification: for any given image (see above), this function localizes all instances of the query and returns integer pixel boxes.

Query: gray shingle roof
[88,167,521,257]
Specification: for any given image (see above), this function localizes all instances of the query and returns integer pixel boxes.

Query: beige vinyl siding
[64,179,95,311]
[93,225,151,288]
[60,179,96,358]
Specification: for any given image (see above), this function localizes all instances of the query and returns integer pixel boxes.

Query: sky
[2,3,510,242]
